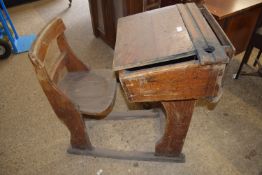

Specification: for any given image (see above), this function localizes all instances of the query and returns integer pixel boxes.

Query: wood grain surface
[155,100,195,156]
[205,0,262,19]
[114,5,195,71]
[119,62,225,102]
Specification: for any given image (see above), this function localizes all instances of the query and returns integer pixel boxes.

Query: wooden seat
[58,69,116,116]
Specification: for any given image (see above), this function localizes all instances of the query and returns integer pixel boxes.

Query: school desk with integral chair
[28,3,234,163]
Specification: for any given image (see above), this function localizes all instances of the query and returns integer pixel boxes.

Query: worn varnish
[156,100,195,156]
[119,63,225,102]
[114,3,234,158]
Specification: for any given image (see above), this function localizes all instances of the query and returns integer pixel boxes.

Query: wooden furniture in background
[143,0,161,11]
[88,0,116,47]
[205,0,262,54]
[114,3,234,158]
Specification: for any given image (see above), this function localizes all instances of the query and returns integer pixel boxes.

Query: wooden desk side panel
[119,63,225,102]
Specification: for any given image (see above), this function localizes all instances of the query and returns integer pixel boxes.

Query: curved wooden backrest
[31,18,66,62]
[28,18,92,150]
[29,18,89,84]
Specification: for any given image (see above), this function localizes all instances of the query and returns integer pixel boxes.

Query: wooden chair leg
[35,67,93,150]
[65,115,92,150]
[155,100,196,157]
[53,107,93,150]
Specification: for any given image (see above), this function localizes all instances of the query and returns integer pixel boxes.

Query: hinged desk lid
[113,3,229,71]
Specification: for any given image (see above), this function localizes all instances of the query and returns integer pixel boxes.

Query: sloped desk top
[113,3,230,72]
[113,5,194,71]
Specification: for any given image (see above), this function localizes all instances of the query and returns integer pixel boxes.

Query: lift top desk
[113,3,234,160]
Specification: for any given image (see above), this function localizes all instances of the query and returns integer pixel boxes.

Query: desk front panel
[119,62,226,102]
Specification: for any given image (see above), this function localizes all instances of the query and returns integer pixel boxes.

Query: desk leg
[155,100,195,157]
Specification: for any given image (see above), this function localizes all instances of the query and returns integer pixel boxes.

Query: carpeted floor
[0,0,261,174]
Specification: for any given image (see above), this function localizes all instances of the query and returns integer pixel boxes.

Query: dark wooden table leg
[155,100,196,157]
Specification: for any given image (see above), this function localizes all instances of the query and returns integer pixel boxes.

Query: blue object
[0,0,36,54]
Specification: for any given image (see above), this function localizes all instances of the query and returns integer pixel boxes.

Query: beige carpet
[0,0,261,174]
